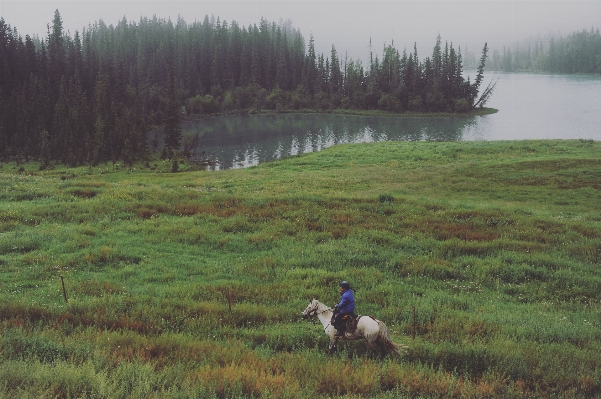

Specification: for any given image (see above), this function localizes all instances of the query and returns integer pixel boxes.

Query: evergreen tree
[69,73,91,165]
[238,27,252,87]
[163,64,181,158]
[290,32,305,89]
[210,17,226,89]
[274,27,290,90]
[432,34,443,80]
[250,24,262,84]
[52,77,70,163]
[228,21,243,87]
[39,129,51,169]
[91,71,110,165]
[472,43,497,109]
[302,35,318,94]
[473,42,488,97]
[259,19,272,87]
[47,10,66,106]
[329,45,342,95]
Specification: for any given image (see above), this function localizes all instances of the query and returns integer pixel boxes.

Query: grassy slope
[0,139,600,398]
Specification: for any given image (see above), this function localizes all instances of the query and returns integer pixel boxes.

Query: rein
[307,305,334,333]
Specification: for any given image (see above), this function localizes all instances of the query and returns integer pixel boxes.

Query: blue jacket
[336,289,355,314]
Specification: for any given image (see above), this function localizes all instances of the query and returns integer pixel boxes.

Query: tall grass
[1,139,600,397]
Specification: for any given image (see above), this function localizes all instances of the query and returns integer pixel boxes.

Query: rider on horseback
[332,281,355,337]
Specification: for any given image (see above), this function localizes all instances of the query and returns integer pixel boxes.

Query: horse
[301,299,407,357]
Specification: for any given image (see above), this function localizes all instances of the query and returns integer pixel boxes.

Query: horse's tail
[376,321,408,357]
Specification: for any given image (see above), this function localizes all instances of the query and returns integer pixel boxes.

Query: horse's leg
[328,337,339,354]
[377,339,387,359]
[366,337,379,358]
[363,334,385,358]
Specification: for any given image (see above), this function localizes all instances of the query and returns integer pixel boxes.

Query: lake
[175,72,601,169]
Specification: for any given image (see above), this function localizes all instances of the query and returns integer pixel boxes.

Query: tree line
[0,10,491,166]
[487,27,601,73]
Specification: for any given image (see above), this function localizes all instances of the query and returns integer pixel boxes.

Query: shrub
[454,98,470,113]
[378,94,402,112]
[379,193,394,203]
[408,95,423,112]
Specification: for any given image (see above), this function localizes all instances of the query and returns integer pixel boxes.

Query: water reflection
[177,113,478,170]
[152,73,601,169]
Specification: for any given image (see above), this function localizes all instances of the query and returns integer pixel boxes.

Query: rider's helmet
[339,281,351,289]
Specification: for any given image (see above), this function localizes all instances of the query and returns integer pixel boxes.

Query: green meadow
[1,139,600,398]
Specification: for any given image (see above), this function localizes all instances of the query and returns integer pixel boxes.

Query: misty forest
[484,27,601,73]
[1,11,497,166]
[3,11,599,167]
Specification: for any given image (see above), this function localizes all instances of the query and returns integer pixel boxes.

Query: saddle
[336,313,361,335]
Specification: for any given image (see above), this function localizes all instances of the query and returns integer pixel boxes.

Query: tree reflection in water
[155,113,478,170]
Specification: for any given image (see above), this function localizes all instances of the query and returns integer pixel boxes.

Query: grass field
[1,139,600,398]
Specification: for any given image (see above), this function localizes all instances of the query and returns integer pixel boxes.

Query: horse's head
[301,299,320,319]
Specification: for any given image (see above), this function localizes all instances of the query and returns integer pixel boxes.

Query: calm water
[175,72,601,169]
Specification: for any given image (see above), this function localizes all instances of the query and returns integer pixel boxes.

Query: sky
[2,0,600,61]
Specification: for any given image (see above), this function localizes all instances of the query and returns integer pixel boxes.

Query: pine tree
[239,27,252,87]
[250,24,261,84]
[472,42,497,109]
[329,45,342,95]
[472,42,488,101]
[52,77,70,163]
[432,34,442,80]
[163,64,181,158]
[302,35,318,94]
[274,27,290,90]
[228,21,243,87]
[47,10,66,105]
[210,17,225,89]
[39,129,51,169]
[69,73,90,164]
[91,71,111,165]
[290,31,305,89]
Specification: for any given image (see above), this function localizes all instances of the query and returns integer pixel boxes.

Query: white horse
[301,299,406,356]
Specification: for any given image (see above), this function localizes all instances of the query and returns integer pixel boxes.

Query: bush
[425,88,448,112]
[454,98,470,113]
[221,90,235,111]
[266,88,290,111]
[379,194,394,203]
[408,95,423,112]
[186,94,219,115]
[290,86,310,109]
[313,92,330,111]
[378,94,403,112]
[340,96,351,109]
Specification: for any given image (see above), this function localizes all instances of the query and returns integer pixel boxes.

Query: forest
[486,27,601,73]
[0,10,491,166]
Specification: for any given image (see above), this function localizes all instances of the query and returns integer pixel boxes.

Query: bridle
[304,303,336,335]
[305,305,332,317]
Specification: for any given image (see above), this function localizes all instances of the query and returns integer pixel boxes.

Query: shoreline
[178,107,499,124]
